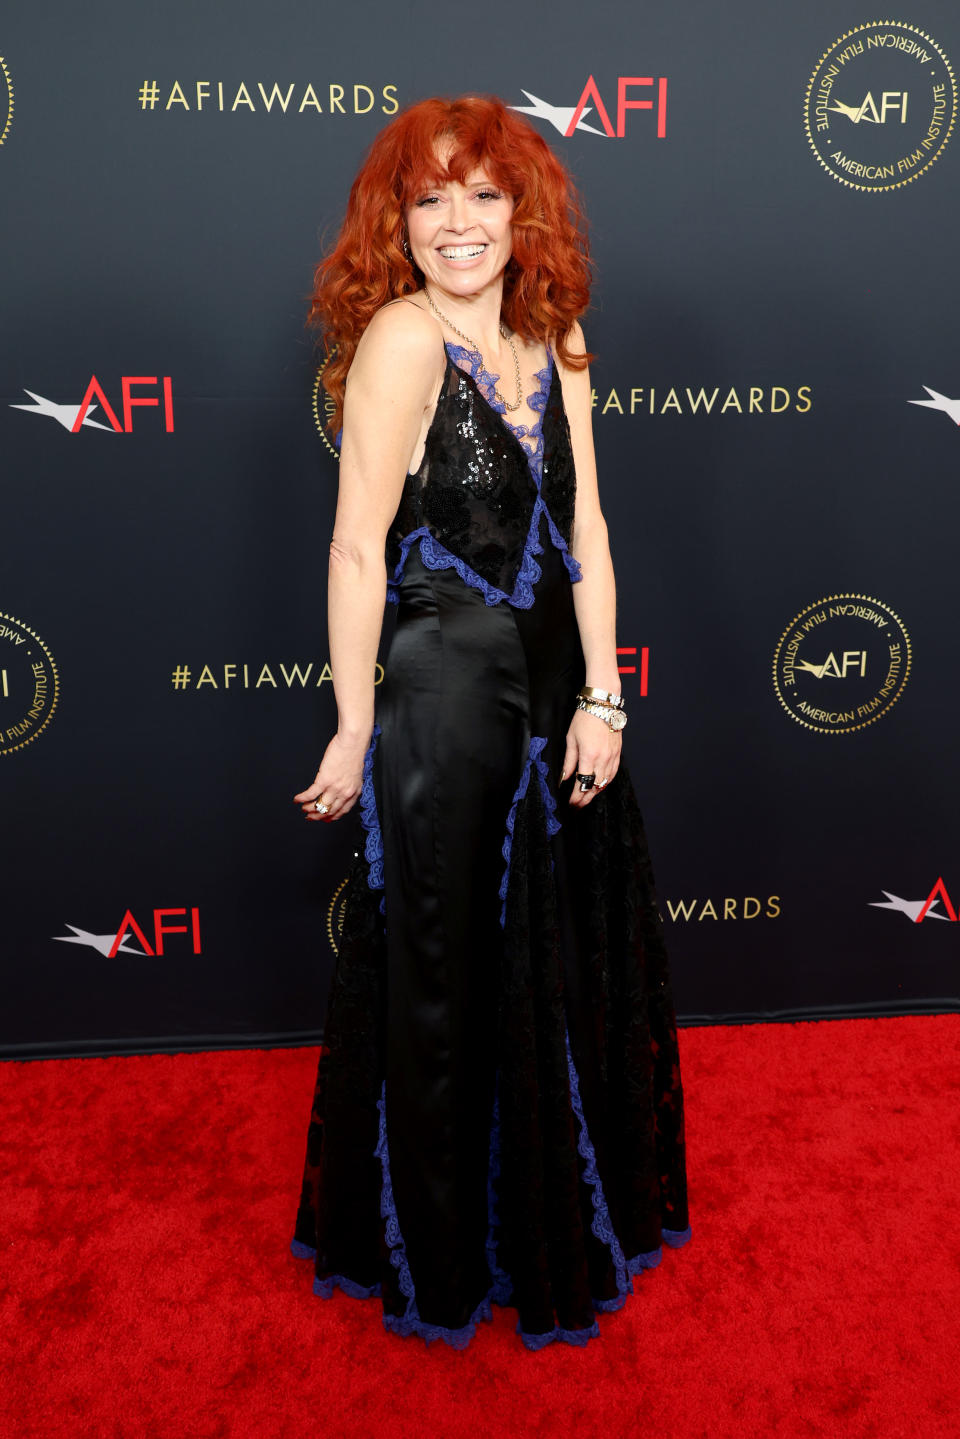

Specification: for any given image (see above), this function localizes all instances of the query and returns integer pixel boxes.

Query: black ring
[576,772,596,791]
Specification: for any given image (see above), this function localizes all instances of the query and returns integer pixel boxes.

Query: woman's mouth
[437,244,488,260]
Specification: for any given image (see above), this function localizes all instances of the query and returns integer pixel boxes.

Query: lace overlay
[292,731,691,1350]
[385,343,582,607]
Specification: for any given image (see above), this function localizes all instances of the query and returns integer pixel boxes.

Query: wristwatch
[576,697,628,731]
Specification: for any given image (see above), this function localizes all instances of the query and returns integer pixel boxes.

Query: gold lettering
[166,81,189,111]
[257,82,296,113]
[280,662,314,688]
[666,898,696,922]
[685,387,719,414]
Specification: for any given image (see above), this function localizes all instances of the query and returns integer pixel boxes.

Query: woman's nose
[445,193,470,232]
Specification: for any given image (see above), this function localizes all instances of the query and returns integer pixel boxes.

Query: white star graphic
[509,91,609,138]
[908,386,960,427]
[868,891,950,922]
[10,390,116,432]
[53,924,148,956]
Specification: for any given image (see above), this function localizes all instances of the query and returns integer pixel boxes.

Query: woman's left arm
[555,322,623,808]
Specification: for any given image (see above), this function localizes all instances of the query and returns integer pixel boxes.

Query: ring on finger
[314,796,330,814]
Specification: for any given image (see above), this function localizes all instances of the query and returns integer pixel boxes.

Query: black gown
[291,341,691,1350]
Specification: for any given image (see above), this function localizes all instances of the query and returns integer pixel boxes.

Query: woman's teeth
[439,245,487,259]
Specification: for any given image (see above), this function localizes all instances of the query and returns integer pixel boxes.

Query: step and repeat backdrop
[2,1,958,1058]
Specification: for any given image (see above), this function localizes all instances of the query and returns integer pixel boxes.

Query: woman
[291,94,690,1351]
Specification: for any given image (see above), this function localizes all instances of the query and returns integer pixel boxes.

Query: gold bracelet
[578,685,624,709]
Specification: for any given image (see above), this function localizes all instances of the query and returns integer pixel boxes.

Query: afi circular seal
[1,612,59,756]
[804,22,956,192]
[773,594,911,735]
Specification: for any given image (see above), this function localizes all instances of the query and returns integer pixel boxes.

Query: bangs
[396,112,519,204]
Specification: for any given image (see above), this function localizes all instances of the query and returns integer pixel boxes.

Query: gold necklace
[423,288,523,413]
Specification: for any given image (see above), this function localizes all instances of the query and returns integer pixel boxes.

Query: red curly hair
[309,94,593,436]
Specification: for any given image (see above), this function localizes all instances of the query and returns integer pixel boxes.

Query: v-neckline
[443,341,555,482]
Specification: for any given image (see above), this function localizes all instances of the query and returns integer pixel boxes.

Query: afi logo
[110,907,202,956]
[513,76,668,139]
[909,386,960,427]
[870,878,957,923]
[617,645,649,694]
[830,91,908,124]
[11,376,175,433]
[795,651,867,680]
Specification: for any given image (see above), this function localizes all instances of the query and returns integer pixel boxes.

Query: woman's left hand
[560,708,622,807]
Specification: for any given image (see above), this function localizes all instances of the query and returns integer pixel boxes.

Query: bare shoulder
[354,296,441,373]
[553,320,591,427]
[553,319,588,377]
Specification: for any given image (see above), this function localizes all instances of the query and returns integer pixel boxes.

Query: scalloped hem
[290,1226,692,1351]
[383,1292,495,1349]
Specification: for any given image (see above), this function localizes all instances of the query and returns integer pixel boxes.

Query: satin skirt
[292,533,690,1349]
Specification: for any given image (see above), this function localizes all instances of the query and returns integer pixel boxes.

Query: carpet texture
[1,1014,958,1438]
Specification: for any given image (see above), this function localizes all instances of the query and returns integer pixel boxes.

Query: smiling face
[405,157,515,302]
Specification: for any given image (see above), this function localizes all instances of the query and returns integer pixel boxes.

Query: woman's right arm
[294,303,442,822]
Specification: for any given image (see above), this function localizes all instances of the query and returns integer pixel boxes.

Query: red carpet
[2,1014,958,1438]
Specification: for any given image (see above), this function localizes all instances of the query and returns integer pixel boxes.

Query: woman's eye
[476,189,502,201]
[415,195,441,207]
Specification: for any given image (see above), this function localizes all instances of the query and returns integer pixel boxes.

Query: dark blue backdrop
[2,1,958,1057]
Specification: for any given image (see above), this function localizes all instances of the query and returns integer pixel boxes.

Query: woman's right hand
[293,731,371,823]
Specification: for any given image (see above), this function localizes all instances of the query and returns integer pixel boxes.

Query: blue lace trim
[385,342,581,606]
[564,1026,630,1300]
[498,734,562,927]
[358,724,386,915]
[294,1085,691,1352]
[385,504,544,610]
[518,1318,601,1350]
[289,1239,384,1299]
[372,1080,498,1348]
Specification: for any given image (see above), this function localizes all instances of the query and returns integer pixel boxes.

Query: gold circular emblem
[804,22,956,192]
[312,350,340,460]
[326,876,350,955]
[0,612,59,756]
[0,55,14,147]
[773,594,911,735]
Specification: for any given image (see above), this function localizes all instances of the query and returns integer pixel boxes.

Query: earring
[402,235,412,260]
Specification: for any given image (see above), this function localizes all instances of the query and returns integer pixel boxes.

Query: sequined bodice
[384,344,579,607]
